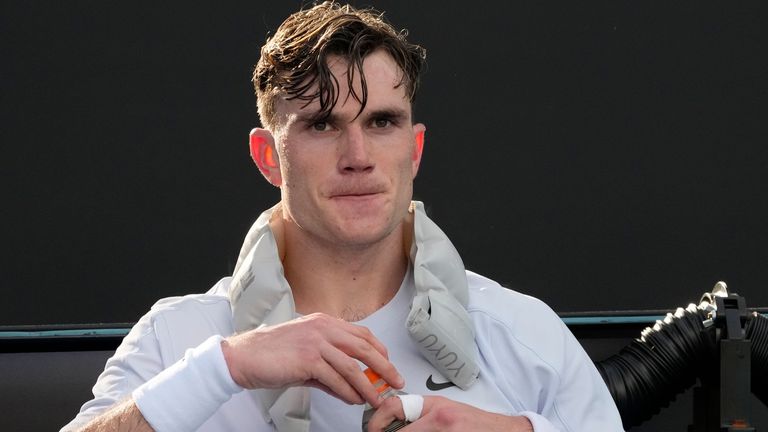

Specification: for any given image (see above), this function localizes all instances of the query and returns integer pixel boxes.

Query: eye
[312,121,329,131]
[372,118,391,128]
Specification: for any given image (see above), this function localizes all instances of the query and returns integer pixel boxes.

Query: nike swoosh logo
[425,374,457,391]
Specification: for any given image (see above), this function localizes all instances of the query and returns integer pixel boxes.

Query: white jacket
[62,203,623,432]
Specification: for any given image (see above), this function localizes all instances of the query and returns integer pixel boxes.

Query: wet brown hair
[253,1,426,130]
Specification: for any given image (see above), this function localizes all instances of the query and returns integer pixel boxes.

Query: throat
[278,211,412,321]
[291,272,404,321]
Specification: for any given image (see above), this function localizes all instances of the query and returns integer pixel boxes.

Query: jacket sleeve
[469,285,624,432]
[59,312,165,431]
[537,315,624,431]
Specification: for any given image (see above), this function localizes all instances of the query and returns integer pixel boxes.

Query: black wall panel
[2,1,767,325]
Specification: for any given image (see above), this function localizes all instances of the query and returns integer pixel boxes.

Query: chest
[308,316,518,432]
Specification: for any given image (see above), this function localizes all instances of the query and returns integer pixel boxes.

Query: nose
[338,125,374,173]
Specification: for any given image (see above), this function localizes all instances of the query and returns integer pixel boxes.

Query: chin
[330,220,396,248]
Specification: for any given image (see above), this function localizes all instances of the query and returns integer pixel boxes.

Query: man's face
[270,49,424,249]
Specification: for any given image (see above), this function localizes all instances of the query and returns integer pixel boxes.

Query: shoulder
[465,271,560,326]
[141,277,233,323]
[123,277,235,363]
[464,271,570,365]
[464,272,623,429]
[113,276,236,364]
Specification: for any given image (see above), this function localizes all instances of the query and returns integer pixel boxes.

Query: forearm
[74,335,238,432]
[78,398,153,432]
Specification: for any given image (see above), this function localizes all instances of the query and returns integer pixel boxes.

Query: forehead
[274,50,410,123]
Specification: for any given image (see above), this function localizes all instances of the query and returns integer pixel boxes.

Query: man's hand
[366,395,534,432]
[221,313,403,407]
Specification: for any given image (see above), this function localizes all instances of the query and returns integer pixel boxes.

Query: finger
[344,322,390,358]
[391,396,440,432]
[366,396,406,432]
[309,358,365,404]
[332,325,404,389]
[307,314,390,359]
[321,345,385,405]
[398,395,424,423]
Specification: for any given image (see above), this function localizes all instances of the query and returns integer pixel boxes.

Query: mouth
[328,183,387,199]
[330,192,382,200]
[327,185,388,204]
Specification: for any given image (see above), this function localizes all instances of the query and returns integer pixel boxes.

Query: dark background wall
[2,0,767,326]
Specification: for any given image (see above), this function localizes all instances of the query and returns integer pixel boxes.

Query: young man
[63,2,622,431]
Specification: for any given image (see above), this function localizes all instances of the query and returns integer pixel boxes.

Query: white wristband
[397,394,424,423]
[132,335,243,432]
[518,411,559,432]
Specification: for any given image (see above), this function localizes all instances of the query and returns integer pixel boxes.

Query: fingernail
[396,374,405,387]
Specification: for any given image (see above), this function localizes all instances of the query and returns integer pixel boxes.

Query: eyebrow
[294,111,331,125]
[294,106,410,125]
[364,108,410,123]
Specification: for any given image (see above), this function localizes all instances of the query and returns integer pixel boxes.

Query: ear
[249,128,282,187]
[411,123,426,177]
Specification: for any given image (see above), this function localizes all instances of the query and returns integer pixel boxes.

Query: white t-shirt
[310,267,515,430]
[62,270,623,431]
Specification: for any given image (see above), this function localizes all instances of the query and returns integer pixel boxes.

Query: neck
[273,212,413,322]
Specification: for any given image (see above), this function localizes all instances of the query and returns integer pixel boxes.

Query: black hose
[597,306,768,429]
[595,307,714,429]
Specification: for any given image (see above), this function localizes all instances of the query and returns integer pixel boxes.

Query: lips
[329,192,383,203]
[327,184,386,199]
[327,188,388,208]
